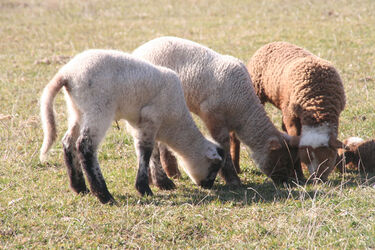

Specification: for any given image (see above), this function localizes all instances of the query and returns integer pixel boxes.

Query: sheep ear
[206,146,223,163]
[329,137,345,149]
[268,138,282,151]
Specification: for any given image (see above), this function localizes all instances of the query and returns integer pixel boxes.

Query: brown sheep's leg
[229,132,241,174]
[282,114,305,183]
[159,143,181,178]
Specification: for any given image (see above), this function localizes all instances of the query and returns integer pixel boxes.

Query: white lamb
[39,49,224,204]
[133,37,301,185]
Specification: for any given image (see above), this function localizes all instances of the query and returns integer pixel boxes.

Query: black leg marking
[150,145,175,190]
[219,151,241,187]
[77,131,115,204]
[63,144,89,194]
[135,145,153,196]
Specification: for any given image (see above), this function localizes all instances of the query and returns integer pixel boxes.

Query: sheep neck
[234,101,279,154]
[158,115,206,162]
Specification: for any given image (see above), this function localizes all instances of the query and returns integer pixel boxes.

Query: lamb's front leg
[134,139,154,196]
[229,131,241,174]
[159,143,181,178]
[220,148,241,187]
[203,116,241,187]
[149,143,176,190]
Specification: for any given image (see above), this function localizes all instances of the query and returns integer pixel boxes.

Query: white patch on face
[175,155,207,184]
[300,124,330,148]
[346,137,364,146]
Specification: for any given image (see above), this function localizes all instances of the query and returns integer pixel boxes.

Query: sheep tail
[39,74,67,163]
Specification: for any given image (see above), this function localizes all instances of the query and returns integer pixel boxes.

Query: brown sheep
[231,41,346,181]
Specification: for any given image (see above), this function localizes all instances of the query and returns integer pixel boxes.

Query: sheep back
[248,41,346,128]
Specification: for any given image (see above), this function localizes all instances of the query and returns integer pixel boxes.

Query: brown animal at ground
[337,137,375,173]
[231,41,346,181]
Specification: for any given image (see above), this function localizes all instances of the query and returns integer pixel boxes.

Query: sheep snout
[265,142,300,184]
[299,146,337,181]
[198,160,222,189]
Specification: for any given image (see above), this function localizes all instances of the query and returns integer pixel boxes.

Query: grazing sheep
[337,137,375,173]
[40,49,224,204]
[232,41,346,181]
[133,37,301,185]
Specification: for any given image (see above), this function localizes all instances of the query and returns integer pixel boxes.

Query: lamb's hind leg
[62,121,89,194]
[76,115,115,204]
[149,143,176,190]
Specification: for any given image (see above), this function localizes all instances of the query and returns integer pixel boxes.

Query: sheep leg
[133,141,154,196]
[131,107,162,196]
[159,143,181,178]
[62,122,89,195]
[282,114,305,182]
[203,117,241,186]
[282,113,301,136]
[229,131,241,173]
[76,117,115,204]
[149,143,176,190]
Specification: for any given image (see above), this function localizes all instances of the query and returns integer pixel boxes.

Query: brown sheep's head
[262,133,301,184]
[336,137,364,172]
[299,136,344,182]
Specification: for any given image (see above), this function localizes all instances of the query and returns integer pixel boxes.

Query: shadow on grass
[114,173,373,207]
[33,161,64,170]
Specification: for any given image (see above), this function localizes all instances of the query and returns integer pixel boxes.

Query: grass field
[1,0,375,248]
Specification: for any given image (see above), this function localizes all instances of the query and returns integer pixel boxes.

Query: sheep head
[299,136,344,182]
[263,133,300,184]
[179,142,224,189]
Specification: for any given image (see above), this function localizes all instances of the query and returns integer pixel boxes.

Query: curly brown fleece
[248,41,346,133]
[338,139,375,173]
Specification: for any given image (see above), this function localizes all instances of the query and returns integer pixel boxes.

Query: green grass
[1,0,375,248]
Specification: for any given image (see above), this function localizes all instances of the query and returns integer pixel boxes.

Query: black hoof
[135,182,153,196]
[97,192,116,204]
[71,184,89,195]
[225,178,242,188]
[155,177,176,190]
[107,198,119,206]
